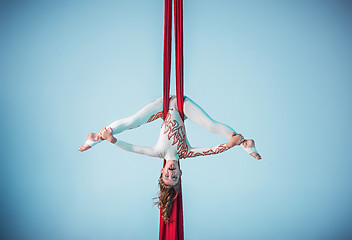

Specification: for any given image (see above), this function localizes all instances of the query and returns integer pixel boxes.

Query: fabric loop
[161,1,185,239]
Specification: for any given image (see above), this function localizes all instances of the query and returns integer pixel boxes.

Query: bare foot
[243,139,262,160]
[78,133,103,152]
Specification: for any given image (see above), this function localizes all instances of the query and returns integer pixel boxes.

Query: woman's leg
[79,97,163,152]
[107,97,163,135]
[183,96,261,159]
[183,96,235,139]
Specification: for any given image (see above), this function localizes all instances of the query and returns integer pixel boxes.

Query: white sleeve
[183,96,236,140]
[182,143,230,159]
[114,140,161,158]
[107,97,163,135]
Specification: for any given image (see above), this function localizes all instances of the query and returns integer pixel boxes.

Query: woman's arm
[100,127,161,158]
[181,133,244,159]
[182,144,230,159]
[114,140,161,158]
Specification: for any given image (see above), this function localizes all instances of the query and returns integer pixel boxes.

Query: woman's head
[160,160,182,186]
[156,175,180,223]
[156,160,182,222]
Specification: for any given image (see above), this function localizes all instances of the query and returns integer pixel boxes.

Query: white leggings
[88,96,254,154]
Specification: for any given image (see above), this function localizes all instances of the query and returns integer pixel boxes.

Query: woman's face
[161,160,182,186]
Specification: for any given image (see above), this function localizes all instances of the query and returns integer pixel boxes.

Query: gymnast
[78,95,261,222]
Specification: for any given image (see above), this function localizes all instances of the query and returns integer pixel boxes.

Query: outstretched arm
[100,127,160,158]
[181,133,244,159]
[114,140,161,158]
[182,143,229,159]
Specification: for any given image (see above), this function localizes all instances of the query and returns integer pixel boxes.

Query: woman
[78,96,261,221]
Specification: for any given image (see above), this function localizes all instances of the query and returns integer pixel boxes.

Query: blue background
[1,0,351,239]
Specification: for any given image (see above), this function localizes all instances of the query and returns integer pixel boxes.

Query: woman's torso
[154,97,190,161]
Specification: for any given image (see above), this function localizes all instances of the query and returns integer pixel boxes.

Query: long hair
[155,174,180,223]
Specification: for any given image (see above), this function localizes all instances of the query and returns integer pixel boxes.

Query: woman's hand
[226,133,244,148]
[99,127,117,144]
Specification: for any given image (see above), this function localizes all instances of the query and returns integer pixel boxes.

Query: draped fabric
[159,160,184,240]
[163,0,172,120]
[163,0,184,121]
[174,0,184,121]
[161,0,185,238]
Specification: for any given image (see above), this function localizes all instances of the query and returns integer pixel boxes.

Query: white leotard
[88,96,256,160]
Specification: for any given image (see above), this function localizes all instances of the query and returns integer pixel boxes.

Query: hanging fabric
[159,160,184,240]
[163,0,184,121]
[163,0,172,120]
[160,0,185,239]
[174,0,184,120]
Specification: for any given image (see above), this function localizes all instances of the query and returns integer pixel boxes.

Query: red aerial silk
[162,0,172,120]
[161,0,185,238]
[163,0,184,121]
[159,160,184,240]
[174,0,184,121]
